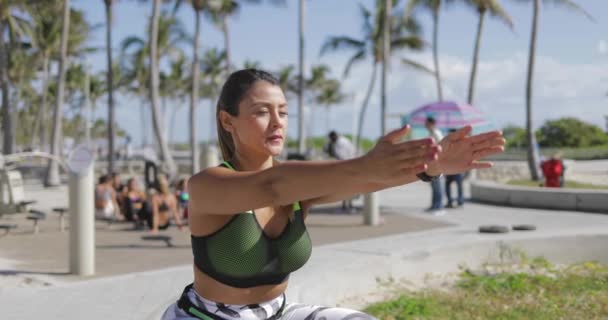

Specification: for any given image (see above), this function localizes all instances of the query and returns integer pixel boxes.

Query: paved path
[1,180,607,319]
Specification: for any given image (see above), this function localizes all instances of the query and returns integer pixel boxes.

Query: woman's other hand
[427,126,505,176]
[360,125,441,183]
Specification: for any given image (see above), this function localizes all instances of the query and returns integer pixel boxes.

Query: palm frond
[320,36,366,56]
[545,0,594,21]
[343,50,366,78]
[120,36,145,53]
[486,0,514,29]
[391,36,425,51]
[401,58,435,75]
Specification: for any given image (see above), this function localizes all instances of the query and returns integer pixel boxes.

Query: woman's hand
[360,125,441,183]
[426,126,505,176]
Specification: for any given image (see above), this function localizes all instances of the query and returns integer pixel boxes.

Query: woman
[175,178,190,219]
[94,174,123,221]
[162,69,505,320]
[150,175,184,234]
[123,178,151,226]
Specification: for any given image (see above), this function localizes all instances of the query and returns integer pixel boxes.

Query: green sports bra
[191,161,312,288]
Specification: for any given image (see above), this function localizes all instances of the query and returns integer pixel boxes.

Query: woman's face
[225,81,288,157]
[128,179,139,191]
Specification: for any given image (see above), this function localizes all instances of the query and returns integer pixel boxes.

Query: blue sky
[72,0,608,145]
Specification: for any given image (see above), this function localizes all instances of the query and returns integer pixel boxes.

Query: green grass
[507,179,608,190]
[365,261,608,320]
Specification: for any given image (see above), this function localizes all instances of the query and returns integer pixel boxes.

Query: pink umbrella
[402,101,494,138]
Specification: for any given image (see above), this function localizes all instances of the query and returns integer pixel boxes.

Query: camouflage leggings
[162,285,376,320]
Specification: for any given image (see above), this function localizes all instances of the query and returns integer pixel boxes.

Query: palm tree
[199,48,226,144]
[174,0,208,174]
[104,0,116,173]
[321,2,425,152]
[28,1,62,150]
[45,0,71,186]
[404,0,447,101]
[315,79,345,134]
[29,3,89,151]
[521,0,591,180]
[276,64,298,97]
[0,0,32,154]
[461,0,512,105]
[122,8,187,176]
[297,0,306,155]
[149,0,178,177]
[120,42,149,146]
[380,0,392,135]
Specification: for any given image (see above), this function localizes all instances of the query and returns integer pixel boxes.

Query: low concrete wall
[470,180,608,213]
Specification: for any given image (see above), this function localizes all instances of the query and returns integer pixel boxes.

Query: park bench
[53,207,68,232]
[27,209,46,234]
[0,223,17,238]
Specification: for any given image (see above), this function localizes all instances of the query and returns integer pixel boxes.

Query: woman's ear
[219,110,234,133]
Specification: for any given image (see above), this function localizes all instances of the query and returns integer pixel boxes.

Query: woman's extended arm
[304,126,506,207]
[189,126,437,215]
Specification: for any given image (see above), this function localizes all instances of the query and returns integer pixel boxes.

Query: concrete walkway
[1,181,608,319]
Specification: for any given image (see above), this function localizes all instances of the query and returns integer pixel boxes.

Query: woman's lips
[267,135,283,143]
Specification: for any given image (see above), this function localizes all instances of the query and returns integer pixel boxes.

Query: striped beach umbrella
[401,101,495,139]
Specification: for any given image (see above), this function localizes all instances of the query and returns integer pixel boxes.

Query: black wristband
[416,172,441,182]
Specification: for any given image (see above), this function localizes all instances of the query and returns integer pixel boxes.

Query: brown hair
[216,69,280,161]
[157,174,170,195]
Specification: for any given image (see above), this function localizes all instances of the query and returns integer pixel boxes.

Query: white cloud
[598,40,608,55]
[322,52,608,139]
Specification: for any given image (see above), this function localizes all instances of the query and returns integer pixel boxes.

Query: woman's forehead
[242,82,286,105]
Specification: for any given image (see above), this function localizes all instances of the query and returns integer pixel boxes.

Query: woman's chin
[265,144,284,157]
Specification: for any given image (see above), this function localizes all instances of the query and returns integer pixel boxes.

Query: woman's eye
[256,111,269,116]
[279,112,288,117]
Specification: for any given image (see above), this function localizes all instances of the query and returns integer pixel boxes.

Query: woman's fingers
[467,161,493,170]
[472,137,506,152]
[445,125,473,142]
[473,146,505,160]
[382,125,411,144]
[467,131,503,146]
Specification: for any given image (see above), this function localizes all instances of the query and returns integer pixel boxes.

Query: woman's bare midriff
[193,267,287,305]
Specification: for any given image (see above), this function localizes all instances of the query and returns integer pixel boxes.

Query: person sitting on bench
[150,175,183,234]
[95,174,124,221]
[123,178,152,225]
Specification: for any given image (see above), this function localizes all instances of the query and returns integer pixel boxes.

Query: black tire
[478,225,509,234]
[512,224,536,231]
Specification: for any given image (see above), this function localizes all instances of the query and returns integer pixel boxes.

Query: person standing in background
[425,117,445,215]
[325,131,357,212]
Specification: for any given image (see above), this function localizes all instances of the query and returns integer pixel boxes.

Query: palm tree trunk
[45,0,71,187]
[380,0,391,136]
[190,9,201,174]
[355,63,378,155]
[149,0,177,177]
[297,0,306,154]
[140,100,147,146]
[526,0,541,181]
[467,8,485,105]
[106,0,116,174]
[31,54,50,149]
[0,20,13,155]
[222,14,231,75]
[432,11,443,101]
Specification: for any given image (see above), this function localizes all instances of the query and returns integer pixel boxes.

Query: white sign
[67,145,94,175]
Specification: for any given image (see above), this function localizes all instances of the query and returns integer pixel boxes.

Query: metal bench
[53,207,68,232]
[27,209,46,234]
[0,223,17,238]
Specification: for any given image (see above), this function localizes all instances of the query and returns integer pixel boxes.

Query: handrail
[2,152,69,171]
